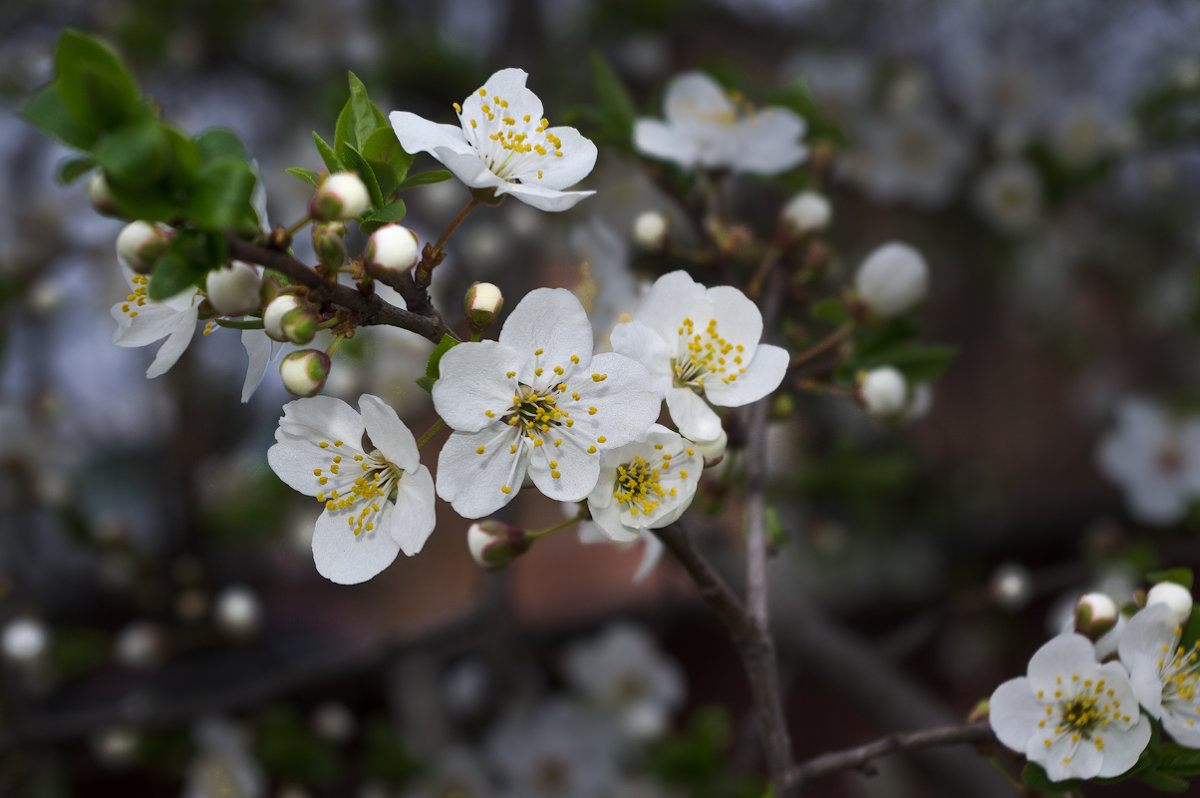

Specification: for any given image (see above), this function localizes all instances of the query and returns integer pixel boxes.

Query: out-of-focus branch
[225,234,453,344]
[788,721,995,786]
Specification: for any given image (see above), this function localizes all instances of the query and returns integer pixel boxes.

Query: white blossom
[634,71,807,174]
[390,68,598,211]
[267,394,436,584]
[1118,602,1200,747]
[854,242,929,318]
[974,158,1043,235]
[990,634,1150,782]
[432,288,660,518]
[610,271,789,442]
[860,367,908,418]
[111,260,201,379]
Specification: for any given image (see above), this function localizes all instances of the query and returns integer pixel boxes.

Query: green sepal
[54,29,142,136]
[359,199,406,235]
[394,170,451,192]
[148,230,224,301]
[416,334,460,392]
[312,131,341,172]
[286,167,320,186]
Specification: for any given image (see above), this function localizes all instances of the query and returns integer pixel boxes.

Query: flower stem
[528,513,586,540]
[283,215,312,239]
[213,318,265,330]
[429,197,481,261]
[325,334,345,357]
[416,418,446,449]
[789,322,854,368]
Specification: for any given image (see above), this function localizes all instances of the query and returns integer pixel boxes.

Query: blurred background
[4,0,1200,795]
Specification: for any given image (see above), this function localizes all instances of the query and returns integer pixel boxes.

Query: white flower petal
[1095,715,1150,778]
[703,343,788,407]
[633,534,665,583]
[240,330,281,403]
[989,678,1043,752]
[665,386,722,442]
[566,352,661,448]
[493,182,596,212]
[497,289,594,379]
[1027,634,1096,696]
[609,320,675,390]
[145,309,200,378]
[433,341,524,433]
[359,394,421,473]
[633,119,698,167]
[436,427,528,518]
[632,270,708,344]
[390,465,437,556]
[527,433,600,503]
[268,397,366,495]
[311,507,401,585]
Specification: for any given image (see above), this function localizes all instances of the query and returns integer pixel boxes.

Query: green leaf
[1147,568,1194,591]
[342,145,385,208]
[394,169,451,192]
[312,131,341,172]
[417,334,460,392]
[809,297,850,325]
[589,51,636,144]
[149,231,222,301]
[360,126,414,197]
[859,343,957,383]
[91,115,169,188]
[334,71,388,158]
[163,125,201,191]
[20,82,95,149]
[1157,743,1200,776]
[359,198,406,235]
[285,167,320,186]
[54,29,141,135]
[1138,769,1191,793]
[56,157,95,185]
[194,128,246,163]
[1019,762,1081,793]
[185,156,257,231]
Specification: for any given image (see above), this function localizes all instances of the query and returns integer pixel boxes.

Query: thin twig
[789,322,853,368]
[789,721,995,785]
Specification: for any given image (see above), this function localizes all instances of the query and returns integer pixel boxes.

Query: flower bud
[364,223,420,281]
[1074,592,1118,639]
[689,428,728,466]
[116,221,170,274]
[113,622,164,669]
[2,618,48,663]
[214,585,261,639]
[311,222,347,270]
[264,294,302,341]
[989,562,1033,612]
[781,191,832,237]
[87,171,122,217]
[464,282,504,331]
[855,242,929,318]
[467,520,531,570]
[205,260,262,316]
[310,171,371,221]
[860,367,908,417]
[632,211,669,250]
[1146,581,1193,625]
[280,349,331,397]
[281,305,319,345]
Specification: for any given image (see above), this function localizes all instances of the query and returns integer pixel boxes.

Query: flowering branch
[787,721,995,786]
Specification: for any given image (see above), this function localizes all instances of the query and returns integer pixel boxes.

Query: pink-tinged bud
[116,221,171,274]
[87,172,121,217]
[781,191,832,238]
[855,242,929,318]
[310,171,371,221]
[1074,592,1118,640]
[365,223,420,281]
[464,282,503,331]
[281,305,319,345]
[1146,581,1194,625]
[264,295,302,341]
[311,222,347,270]
[280,349,331,397]
[632,210,669,250]
[205,260,262,316]
[859,367,908,418]
[467,520,530,570]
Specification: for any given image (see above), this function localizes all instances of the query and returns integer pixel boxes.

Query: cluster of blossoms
[990,579,1200,783]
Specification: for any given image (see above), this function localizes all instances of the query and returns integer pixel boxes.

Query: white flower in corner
[1118,602,1200,747]
[267,394,436,584]
[634,71,807,174]
[586,424,702,543]
[990,634,1150,783]
[1096,397,1200,525]
[610,270,789,442]
[390,68,598,211]
[433,288,661,519]
[111,260,201,379]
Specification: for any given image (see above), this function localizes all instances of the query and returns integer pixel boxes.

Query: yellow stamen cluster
[1038,674,1128,758]
[672,317,747,391]
[613,456,667,517]
[312,440,401,537]
[1157,627,1200,724]
[456,85,566,182]
[120,274,151,319]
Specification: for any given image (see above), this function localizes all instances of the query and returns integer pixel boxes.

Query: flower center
[1037,673,1130,762]
[671,316,746,392]
[119,274,150,319]
[312,441,402,537]
[506,383,571,443]
[454,85,564,183]
[1158,631,1200,705]
[613,455,667,517]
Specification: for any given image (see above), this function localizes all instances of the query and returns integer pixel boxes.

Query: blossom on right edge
[609,270,789,442]
[633,71,807,174]
[1118,602,1200,747]
[989,634,1150,783]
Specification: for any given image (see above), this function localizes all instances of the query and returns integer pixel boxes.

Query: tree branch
[225,234,453,344]
[789,721,995,786]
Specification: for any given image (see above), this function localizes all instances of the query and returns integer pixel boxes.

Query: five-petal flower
[1118,602,1200,747]
[390,68,598,211]
[110,260,202,379]
[267,394,436,584]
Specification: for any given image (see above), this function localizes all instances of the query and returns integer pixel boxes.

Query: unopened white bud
[2,618,48,663]
[781,191,832,236]
[1146,581,1193,625]
[1075,592,1118,639]
[468,520,529,570]
[215,585,261,638]
[990,562,1033,612]
[116,221,170,274]
[855,242,929,318]
[689,429,728,464]
[632,211,669,250]
[114,622,165,669]
[205,261,262,316]
[311,171,371,221]
[860,367,908,417]
[264,294,302,341]
[280,349,332,397]
[365,224,420,279]
[465,281,504,329]
[87,172,121,217]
